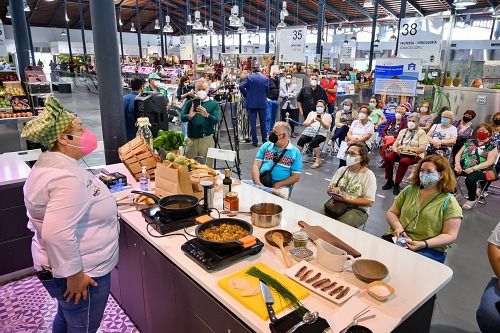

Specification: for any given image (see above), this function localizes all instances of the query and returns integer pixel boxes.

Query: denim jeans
[266,100,279,133]
[40,272,111,333]
[476,277,500,333]
[416,248,447,263]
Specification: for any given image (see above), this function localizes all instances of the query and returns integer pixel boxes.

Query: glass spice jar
[293,231,309,248]
[223,192,239,211]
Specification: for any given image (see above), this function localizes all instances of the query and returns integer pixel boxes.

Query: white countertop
[110,164,453,333]
[0,153,31,186]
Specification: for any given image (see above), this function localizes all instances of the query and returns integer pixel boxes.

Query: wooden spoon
[272,232,293,268]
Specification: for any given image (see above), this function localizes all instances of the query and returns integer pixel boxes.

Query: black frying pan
[131,191,200,215]
[195,218,257,250]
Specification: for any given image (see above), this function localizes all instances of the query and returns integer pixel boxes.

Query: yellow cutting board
[218,262,310,320]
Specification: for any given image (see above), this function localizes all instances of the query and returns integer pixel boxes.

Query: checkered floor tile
[0,275,139,333]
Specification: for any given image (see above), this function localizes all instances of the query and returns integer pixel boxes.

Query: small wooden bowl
[366,280,395,301]
[264,229,293,247]
[352,259,389,283]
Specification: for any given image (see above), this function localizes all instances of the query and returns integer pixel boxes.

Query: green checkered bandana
[21,96,76,148]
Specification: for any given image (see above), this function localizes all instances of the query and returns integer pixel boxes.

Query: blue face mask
[316,107,324,114]
[441,118,450,126]
[419,172,440,188]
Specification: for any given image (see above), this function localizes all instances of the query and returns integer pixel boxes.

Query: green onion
[246,266,305,315]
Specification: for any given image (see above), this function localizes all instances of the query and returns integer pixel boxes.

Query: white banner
[179,35,194,61]
[397,17,443,66]
[0,20,7,57]
[339,45,355,65]
[278,27,306,63]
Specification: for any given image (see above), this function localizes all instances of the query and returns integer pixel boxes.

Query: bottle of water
[139,166,149,191]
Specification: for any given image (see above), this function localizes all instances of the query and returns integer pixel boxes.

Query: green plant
[153,130,185,151]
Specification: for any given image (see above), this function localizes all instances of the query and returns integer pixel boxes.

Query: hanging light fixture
[61,29,66,36]
[202,20,209,31]
[207,20,216,35]
[452,0,477,7]
[343,36,349,46]
[163,16,173,33]
[277,11,287,29]
[186,14,194,26]
[192,10,204,30]
[237,17,247,33]
[154,19,160,30]
[389,34,397,41]
[337,25,343,33]
[350,34,357,42]
[280,1,289,17]
[492,5,500,18]
[6,6,11,19]
[130,22,136,32]
[24,0,30,12]
[374,34,380,47]
[147,41,150,48]
[229,5,241,27]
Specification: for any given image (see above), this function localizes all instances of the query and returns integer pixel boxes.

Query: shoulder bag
[259,147,288,188]
[324,168,366,219]
[474,146,499,182]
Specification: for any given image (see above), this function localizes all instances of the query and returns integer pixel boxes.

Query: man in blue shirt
[239,65,269,147]
[247,121,302,199]
[122,78,145,141]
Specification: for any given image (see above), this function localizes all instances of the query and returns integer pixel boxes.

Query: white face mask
[285,78,291,84]
[408,121,416,130]
[196,90,208,100]
[346,155,359,167]
[420,107,428,113]
[343,105,351,112]
[310,79,318,87]
[358,113,367,120]
[395,113,403,120]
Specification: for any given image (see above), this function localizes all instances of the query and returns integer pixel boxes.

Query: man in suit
[239,65,269,147]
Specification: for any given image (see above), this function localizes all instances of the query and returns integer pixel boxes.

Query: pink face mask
[67,129,98,156]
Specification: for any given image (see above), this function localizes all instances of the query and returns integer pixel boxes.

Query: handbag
[324,168,354,219]
[473,146,499,182]
[259,148,288,188]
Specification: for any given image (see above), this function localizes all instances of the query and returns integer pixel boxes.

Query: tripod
[213,94,242,179]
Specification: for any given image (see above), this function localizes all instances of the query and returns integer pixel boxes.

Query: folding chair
[457,155,500,207]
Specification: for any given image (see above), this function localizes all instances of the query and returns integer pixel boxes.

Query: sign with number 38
[397,18,443,66]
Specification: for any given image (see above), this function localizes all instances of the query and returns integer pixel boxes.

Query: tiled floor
[0,275,139,333]
[6,85,498,332]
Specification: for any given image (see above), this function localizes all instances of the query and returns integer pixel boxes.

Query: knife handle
[266,303,278,323]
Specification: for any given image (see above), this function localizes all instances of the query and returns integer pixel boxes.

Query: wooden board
[298,220,362,258]
[218,262,309,320]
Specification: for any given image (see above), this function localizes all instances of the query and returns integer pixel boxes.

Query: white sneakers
[462,200,475,210]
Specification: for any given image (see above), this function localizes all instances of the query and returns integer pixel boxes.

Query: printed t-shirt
[256,141,302,184]
[329,166,377,213]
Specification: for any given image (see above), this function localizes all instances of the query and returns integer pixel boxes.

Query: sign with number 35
[397,18,443,66]
[278,27,307,63]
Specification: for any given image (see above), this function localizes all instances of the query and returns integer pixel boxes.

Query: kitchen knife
[259,280,278,323]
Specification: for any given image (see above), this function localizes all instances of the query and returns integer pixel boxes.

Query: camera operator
[177,76,195,105]
[180,79,221,167]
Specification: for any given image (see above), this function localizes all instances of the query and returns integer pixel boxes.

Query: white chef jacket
[24,152,119,278]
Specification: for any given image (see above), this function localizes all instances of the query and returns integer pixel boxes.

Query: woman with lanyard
[385,155,462,263]
[297,100,332,169]
[21,96,119,333]
[325,143,376,228]
[383,113,428,195]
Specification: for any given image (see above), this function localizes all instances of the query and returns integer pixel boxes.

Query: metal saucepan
[131,191,200,215]
[195,218,257,250]
[250,203,282,228]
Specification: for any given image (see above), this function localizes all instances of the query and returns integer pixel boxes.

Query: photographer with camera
[180,79,221,167]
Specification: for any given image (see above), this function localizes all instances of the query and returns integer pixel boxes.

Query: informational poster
[397,17,443,66]
[179,35,194,61]
[0,20,7,56]
[277,27,306,63]
[339,45,355,66]
[374,58,421,97]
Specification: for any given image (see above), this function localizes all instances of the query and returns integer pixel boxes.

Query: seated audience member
[248,121,302,199]
[383,114,428,195]
[330,99,358,148]
[489,112,500,177]
[297,100,332,169]
[180,79,222,167]
[452,110,476,160]
[476,221,500,333]
[426,110,457,159]
[386,155,462,263]
[417,101,433,132]
[324,143,376,228]
[454,124,498,210]
[433,106,449,125]
[379,105,408,160]
[367,96,386,131]
[339,105,374,167]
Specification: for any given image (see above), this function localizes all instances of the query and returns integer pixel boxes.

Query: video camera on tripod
[211,80,238,102]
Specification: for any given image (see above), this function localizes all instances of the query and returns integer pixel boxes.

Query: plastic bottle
[139,166,149,191]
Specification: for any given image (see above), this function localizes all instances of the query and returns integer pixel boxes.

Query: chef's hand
[197,106,209,117]
[406,239,426,252]
[64,271,97,304]
[454,164,462,174]
[188,105,196,119]
[464,167,474,174]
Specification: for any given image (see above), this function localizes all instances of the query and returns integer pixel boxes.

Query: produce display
[0,72,18,82]
[11,97,30,111]
[0,97,11,109]
[153,130,185,152]
[0,111,33,118]
[3,82,25,96]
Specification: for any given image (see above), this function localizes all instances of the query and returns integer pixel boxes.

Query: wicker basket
[118,136,158,181]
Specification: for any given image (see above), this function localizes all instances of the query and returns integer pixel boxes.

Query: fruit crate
[26,82,51,95]
[10,96,30,111]
[3,81,26,96]
[118,136,158,181]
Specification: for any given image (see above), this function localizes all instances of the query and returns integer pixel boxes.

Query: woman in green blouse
[386,155,462,263]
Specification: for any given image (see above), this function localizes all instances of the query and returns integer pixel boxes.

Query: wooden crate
[118,136,158,181]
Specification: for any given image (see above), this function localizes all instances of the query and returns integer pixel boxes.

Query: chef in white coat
[21,96,119,333]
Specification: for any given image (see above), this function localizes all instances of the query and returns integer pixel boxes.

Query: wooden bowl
[264,229,292,247]
[366,280,395,302]
[352,259,389,283]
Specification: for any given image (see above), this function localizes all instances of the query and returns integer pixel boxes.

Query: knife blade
[259,280,278,323]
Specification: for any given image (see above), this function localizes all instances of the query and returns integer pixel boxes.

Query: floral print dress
[460,139,496,169]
